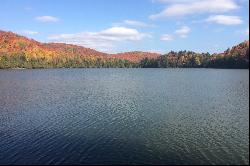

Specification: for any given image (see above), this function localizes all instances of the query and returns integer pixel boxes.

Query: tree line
[0,53,137,69]
[139,50,249,69]
[0,50,249,69]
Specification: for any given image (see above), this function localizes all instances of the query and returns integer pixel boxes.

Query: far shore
[0,67,248,70]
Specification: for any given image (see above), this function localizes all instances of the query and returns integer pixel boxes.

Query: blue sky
[0,0,249,54]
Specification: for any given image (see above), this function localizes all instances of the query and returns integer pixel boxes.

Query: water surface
[0,69,249,165]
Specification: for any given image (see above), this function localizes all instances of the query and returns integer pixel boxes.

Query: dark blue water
[0,69,249,165]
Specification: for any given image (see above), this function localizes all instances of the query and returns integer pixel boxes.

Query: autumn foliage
[0,30,249,69]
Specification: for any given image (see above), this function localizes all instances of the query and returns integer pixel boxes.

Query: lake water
[0,69,249,165]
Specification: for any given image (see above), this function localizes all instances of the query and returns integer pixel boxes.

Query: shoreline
[0,67,249,70]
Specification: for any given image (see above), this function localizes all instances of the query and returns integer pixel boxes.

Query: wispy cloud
[206,15,243,25]
[161,34,174,41]
[21,30,38,35]
[161,26,190,41]
[175,26,191,38]
[150,0,239,19]
[234,28,250,36]
[146,49,166,54]
[24,7,33,11]
[35,16,59,22]
[152,0,197,3]
[48,27,151,52]
[114,20,155,28]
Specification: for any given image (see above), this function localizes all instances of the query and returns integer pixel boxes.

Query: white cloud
[161,34,174,41]
[114,20,155,28]
[175,26,191,38]
[124,20,155,27]
[234,28,250,36]
[149,0,239,19]
[21,30,38,35]
[146,49,166,54]
[48,27,150,52]
[206,15,243,25]
[24,7,33,11]
[152,0,197,3]
[99,27,150,41]
[160,26,190,41]
[35,16,59,22]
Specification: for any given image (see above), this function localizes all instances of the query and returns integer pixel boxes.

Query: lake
[0,69,249,165]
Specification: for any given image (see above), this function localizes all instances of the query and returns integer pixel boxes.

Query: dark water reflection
[0,69,249,165]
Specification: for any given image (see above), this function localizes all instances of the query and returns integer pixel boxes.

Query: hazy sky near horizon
[0,0,249,54]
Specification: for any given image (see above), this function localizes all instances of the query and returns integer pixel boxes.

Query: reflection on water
[0,69,249,165]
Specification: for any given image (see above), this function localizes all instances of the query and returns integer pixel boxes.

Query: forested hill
[0,30,159,68]
[0,30,249,69]
[140,40,249,68]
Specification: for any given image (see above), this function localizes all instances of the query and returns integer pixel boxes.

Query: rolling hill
[0,30,249,69]
[0,30,159,63]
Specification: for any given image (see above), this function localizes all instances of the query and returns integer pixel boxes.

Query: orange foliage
[110,51,160,62]
[0,30,159,62]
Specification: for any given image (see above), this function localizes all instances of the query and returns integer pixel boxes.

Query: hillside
[0,30,249,69]
[139,41,249,68]
[0,30,107,59]
[0,30,159,66]
[110,51,160,63]
[223,40,249,57]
